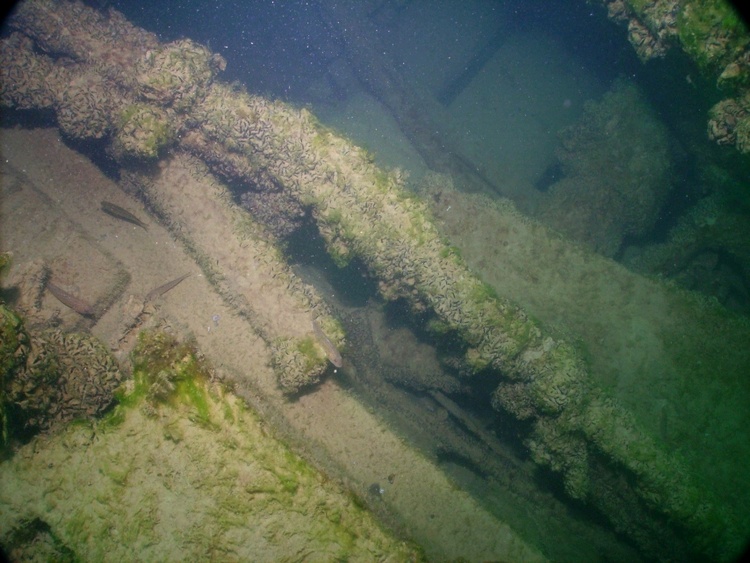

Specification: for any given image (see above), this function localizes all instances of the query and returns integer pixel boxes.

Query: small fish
[47,281,96,317]
[312,318,343,368]
[145,273,191,302]
[101,201,148,230]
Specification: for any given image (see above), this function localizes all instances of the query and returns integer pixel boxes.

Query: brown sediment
[312,318,343,368]
[145,273,191,302]
[47,281,95,317]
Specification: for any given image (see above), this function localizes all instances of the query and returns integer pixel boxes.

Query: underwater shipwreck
[1,0,750,560]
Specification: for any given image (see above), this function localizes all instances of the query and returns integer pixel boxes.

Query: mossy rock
[112,103,173,160]
[1,517,76,562]
[676,0,749,72]
[128,330,212,422]
[270,337,327,394]
[0,305,31,450]
[0,304,29,384]
[0,251,13,279]
[135,39,219,111]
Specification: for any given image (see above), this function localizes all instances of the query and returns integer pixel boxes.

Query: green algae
[114,103,174,160]
[676,0,749,71]
[0,251,11,279]
[1,327,421,560]
[296,335,326,371]
[102,329,213,430]
[0,306,28,438]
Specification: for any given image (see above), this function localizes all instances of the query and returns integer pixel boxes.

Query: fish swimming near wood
[312,318,343,368]
[47,281,96,318]
[145,273,191,302]
[101,201,148,230]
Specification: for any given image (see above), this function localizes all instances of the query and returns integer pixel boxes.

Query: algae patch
[1,329,421,560]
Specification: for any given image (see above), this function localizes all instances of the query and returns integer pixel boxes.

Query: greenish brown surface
[0,338,422,561]
[2,1,748,558]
